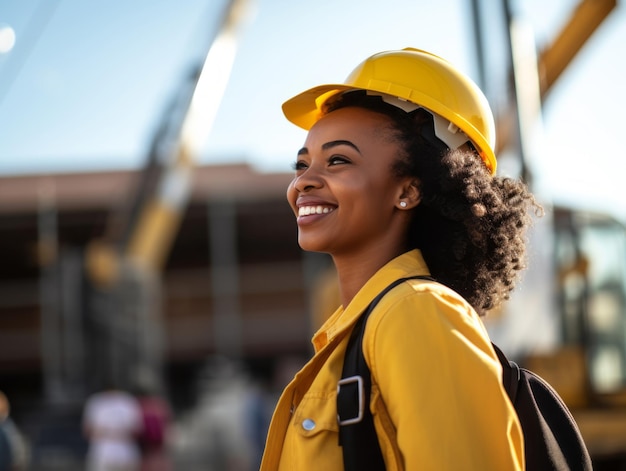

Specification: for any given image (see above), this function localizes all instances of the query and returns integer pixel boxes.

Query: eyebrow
[297,139,361,156]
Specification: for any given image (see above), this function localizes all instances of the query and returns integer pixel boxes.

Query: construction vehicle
[482,204,626,463]
[473,0,626,464]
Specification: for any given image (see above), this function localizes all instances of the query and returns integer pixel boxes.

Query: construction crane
[38,0,251,399]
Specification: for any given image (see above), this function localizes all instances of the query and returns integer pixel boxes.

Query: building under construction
[0,162,331,468]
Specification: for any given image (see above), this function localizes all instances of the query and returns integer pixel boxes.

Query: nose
[292,167,323,193]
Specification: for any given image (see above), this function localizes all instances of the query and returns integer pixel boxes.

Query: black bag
[337,276,593,470]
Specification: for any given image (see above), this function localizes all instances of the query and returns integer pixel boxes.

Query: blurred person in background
[83,383,142,471]
[0,391,28,471]
[134,383,172,471]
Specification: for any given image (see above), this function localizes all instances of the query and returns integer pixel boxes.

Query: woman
[260,48,538,470]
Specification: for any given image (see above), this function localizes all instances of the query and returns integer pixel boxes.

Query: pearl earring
[400,201,407,208]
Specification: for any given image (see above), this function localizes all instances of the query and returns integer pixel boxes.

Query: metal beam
[538,0,617,98]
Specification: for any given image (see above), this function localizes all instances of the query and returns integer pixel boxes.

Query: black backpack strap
[337,276,433,471]
[491,342,520,405]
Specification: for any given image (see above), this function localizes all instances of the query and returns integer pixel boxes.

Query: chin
[297,237,330,254]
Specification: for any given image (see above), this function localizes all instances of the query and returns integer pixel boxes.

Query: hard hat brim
[282,84,355,130]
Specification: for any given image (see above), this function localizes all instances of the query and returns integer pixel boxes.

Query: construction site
[1,0,626,469]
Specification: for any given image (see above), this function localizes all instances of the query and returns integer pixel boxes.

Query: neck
[332,244,409,307]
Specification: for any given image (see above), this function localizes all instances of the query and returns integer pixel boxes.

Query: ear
[396,178,421,210]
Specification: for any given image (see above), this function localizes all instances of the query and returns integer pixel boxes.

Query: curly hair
[324,91,541,314]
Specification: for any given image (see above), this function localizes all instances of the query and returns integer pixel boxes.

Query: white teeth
[299,205,334,216]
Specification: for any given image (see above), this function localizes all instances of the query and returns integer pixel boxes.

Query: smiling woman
[260,48,540,471]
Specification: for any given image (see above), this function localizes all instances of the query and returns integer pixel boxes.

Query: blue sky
[1,0,625,218]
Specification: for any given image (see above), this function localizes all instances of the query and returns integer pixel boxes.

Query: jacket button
[302,418,316,431]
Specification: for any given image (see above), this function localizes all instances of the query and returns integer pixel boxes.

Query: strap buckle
[337,375,364,425]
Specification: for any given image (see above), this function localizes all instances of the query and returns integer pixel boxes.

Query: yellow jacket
[260,250,524,470]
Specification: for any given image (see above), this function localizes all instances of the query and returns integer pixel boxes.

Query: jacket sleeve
[365,287,524,470]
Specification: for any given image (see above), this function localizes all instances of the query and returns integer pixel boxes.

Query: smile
[298,205,335,216]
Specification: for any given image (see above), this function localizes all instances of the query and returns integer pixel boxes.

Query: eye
[292,160,308,171]
[328,155,350,166]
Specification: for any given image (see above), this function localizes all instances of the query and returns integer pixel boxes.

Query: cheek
[286,180,298,210]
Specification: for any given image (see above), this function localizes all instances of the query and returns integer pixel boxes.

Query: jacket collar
[312,249,431,351]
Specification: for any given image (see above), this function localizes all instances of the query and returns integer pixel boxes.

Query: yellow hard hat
[282,48,497,174]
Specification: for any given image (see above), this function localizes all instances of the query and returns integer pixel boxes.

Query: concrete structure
[0,163,329,410]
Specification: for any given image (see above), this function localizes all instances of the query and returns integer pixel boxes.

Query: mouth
[298,205,336,217]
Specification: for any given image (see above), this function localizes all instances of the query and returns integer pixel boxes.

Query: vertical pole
[469,0,486,90]
[208,198,243,358]
[38,181,62,403]
[503,0,540,185]
[60,249,86,399]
